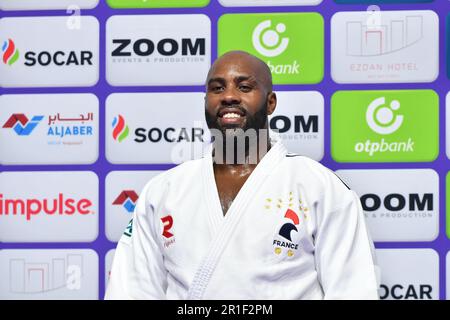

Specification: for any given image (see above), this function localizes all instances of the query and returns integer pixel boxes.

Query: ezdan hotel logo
[113,190,139,213]
[331,10,438,83]
[112,115,129,142]
[219,13,323,84]
[2,39,19,66]
[331,90,438,162]
[2,114,43,136]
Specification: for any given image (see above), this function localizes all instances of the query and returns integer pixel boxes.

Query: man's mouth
[217,107,246,125]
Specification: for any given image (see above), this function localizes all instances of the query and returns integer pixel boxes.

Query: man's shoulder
[282,153,350,191]
[283,153,328,173]
[143,157,204,188]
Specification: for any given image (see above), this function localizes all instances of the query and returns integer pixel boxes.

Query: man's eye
[239,85,252,92]
[211,86,224,92]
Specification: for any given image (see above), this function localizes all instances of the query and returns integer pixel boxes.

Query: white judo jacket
[105,140,380,300]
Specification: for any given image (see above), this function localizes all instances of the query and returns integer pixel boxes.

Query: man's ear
[266,92,277,116]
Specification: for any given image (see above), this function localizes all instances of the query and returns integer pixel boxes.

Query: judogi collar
[189,139,288,299]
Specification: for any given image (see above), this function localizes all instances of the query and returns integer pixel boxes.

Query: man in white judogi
[105,51,379,300]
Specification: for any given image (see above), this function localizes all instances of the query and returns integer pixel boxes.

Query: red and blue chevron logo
[2,113,44,136]
[113,190,139,213]
[279,209,300,241]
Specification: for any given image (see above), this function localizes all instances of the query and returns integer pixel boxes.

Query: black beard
[205,102,268,137]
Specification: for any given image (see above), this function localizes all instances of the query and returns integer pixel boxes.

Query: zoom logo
[252,20,289,57]
[367,97,403,135]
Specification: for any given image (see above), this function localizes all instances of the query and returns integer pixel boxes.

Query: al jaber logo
[0,193,94,221]
[112,114,205,144]
[218,13,324,84]
[2,114,43,135]
[1,38,93,67]
[2,39,19,66]
[331,90,438,162]
[3,112,94,142]
[113,190,139,213]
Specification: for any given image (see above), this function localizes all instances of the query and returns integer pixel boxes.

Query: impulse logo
[2,114,43,136]
[0,193,94,221]
[113,190,139,213]
[112,115,129,142]
[2,39,19,66]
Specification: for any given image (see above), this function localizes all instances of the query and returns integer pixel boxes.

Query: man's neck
[212,136,272,168]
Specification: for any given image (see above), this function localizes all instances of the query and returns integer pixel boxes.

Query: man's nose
[221,86,241,105]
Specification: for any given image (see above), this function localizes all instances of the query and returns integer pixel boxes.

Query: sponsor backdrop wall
[0,0,448,300]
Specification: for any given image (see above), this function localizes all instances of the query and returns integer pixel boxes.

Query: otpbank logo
[0,94,99,165]
[0,0,99,10]
[113,190,139,213]
[112,115,129,143]
[107,0,209,8]
[218,13,324,84]
[219,0,322,6]
[106,15,210,86]
[447,172,450,239]
[331,10,438,83]
[331,90,438,162]
[2,39,19,66]
[2,114,43,136]
[0,171,98,242]
[0,17,99,87]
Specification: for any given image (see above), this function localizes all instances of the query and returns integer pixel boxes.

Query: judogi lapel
[188,141,287,299]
